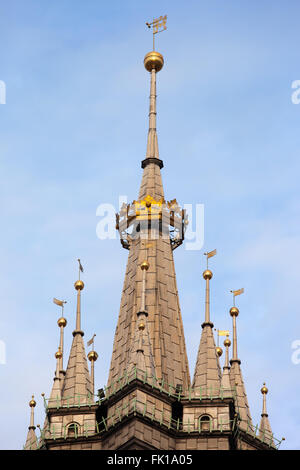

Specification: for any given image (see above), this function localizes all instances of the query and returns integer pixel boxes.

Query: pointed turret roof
[107,51,190,393]
[24,396,38,450]
[259,383,273,443]
[48,348,62,407]
[229,298,253,430]
[62,278,92,404]
[221,337,232,393]
[127,261,156,377]
[192,253,221,396]
[127,309,156,377]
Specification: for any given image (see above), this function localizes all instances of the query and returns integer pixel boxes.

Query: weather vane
[146,15,167,50]
[87,334,96,351]
[77,258,84,280]
[230,288,244,306]
[53,298,67,315]
[203,249,217,269]
[214,329,230,347]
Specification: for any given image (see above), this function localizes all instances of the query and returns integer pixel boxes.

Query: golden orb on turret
[216,346,223,357]
[141,260,150,271]
[144,51,164,72]
[74,280,84,291]
[138,322,145,331]
[203,269,213,280]
[57,317,67,328]
[88,351,98,362]
[29,395,36,408]
[55,348,62,359]
[230,306,239,317]
[224,338,231,348]
[261,383,268,394]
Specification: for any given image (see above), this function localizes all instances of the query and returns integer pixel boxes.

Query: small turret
[24,395,38,450]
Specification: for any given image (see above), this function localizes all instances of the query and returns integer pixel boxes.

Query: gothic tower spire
[109,41,190,393]
[48,348,62,406]
[26,20,282,451]
[139,52,165,201]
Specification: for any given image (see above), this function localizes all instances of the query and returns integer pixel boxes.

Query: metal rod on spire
[203,250,216,324]
[224,335,231,370]
[74,260,84,332]
[261,383,268,416]
[229,288,244,362]
[88,338,98,397]
[140,261,149,312]
[54,299,67,375]
[144,17,166,161]
[29,395,36,429]
[55,347,62,379]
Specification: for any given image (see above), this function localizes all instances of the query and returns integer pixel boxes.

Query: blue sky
[0,0,300,449]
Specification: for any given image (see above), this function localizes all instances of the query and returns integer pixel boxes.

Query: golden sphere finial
[224,338,231,348]
[144,51,164,72]
[230,306,239,317]
[57,317,67,328]
[29,395,36,408]
[88,350,98,362]
[261,383,268,394]
[216,346,223,357]
[141,260,150,271]
[203,269,213,280]
[74,280,84,291]
[55,347,62,359]
[138,321,145,331]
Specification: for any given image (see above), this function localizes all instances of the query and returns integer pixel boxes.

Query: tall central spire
[139,52,165,202]
[108,43,190,393]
